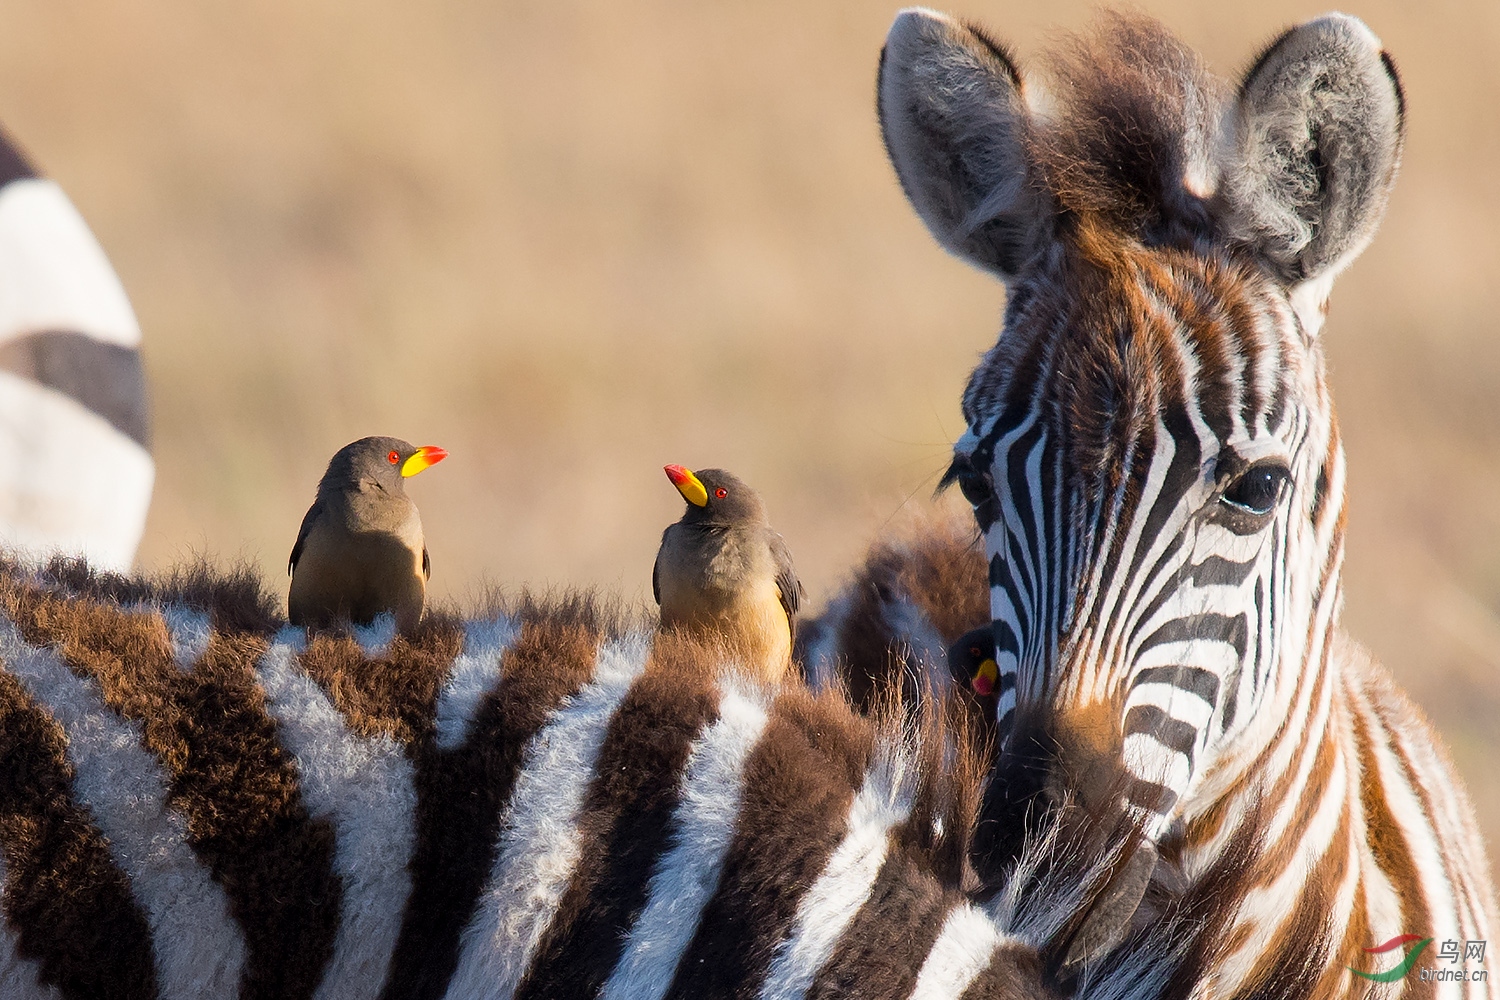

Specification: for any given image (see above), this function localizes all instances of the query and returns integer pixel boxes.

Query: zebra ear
[878,8,1050,281]
[1222,15,1404,293]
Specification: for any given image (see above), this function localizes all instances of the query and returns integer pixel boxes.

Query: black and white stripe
[0,129,152,571]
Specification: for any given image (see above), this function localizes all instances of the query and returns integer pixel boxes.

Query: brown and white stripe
[0,563,1222,1000]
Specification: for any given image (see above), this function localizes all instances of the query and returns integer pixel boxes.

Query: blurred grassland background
[0,1,1495,852]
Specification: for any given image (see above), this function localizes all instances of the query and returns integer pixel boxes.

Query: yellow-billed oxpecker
[289,436,447,632]
[654,465,804,681]
[949,625,1001,743]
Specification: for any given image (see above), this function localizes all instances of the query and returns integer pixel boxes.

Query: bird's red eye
[715,487,728,499]
[388,450,399,464]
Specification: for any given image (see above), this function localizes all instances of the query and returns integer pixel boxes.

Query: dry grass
[0,0,1494,855]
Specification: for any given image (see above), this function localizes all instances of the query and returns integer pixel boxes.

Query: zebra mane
[1026,10,1227,248]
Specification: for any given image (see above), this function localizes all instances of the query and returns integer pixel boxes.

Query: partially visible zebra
[0,129,152,571]
[0,557,1248,1000]
[797,501,988,714]
[879,6,1495,996]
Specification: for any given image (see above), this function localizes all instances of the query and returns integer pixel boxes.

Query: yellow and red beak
[401,445,448,478]
[664,464,708,507]
[971,657,1000,697]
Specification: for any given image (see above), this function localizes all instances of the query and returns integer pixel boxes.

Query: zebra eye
[957,466,993,506]
[941,454,996,520]
[1221,464,1289,516]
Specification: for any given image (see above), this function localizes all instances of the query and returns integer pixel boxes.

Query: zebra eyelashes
[939,454,993,505]
[943,454,1000,532]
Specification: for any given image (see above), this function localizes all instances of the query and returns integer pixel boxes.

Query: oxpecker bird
[948,625,1001,742]
[288,436,446,633]
[654,465,803,682]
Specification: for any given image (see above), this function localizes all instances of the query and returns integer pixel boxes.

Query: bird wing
[288,498,323,576]
[770,530,804,641]
[422,545,431,581]
[652,547,662,606]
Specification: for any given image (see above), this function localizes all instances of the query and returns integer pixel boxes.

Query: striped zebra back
[0,557,1242,1000]
[0,131,152,571]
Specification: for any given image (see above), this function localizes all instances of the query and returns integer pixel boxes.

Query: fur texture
[446,636,649,998]
[798,501,989,719]
[597,678,772,1000]
[0,558,1228,1000]
[0,854,62,1000]
[1224,15,1405,283]
[257,632,418,1000]
[0,617,247,997]
[756,745,917,999]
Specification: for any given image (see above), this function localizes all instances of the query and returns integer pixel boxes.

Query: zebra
[0,128,153,571]
[0,555,1248,1000]
[797,500,988,715]
[878,6,1496,996]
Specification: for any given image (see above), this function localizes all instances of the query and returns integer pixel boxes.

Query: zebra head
[879,10,1404,838]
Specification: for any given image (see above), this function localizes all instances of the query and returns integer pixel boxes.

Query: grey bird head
[318,436,448,496]
[663,466,769,527]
